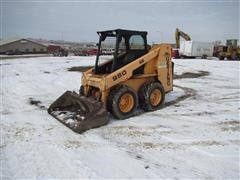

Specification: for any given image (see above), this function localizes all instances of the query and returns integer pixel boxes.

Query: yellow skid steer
[48,29,173,133]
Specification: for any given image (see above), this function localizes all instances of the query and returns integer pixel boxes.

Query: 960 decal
[112,70,127,81]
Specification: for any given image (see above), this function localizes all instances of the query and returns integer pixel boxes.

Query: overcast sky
[1,0,239,43]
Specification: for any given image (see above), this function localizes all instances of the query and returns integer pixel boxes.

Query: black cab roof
[97,29,148,37]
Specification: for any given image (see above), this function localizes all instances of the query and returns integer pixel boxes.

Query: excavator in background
[174,28,214,59]
[175,28,191,49]
[172,28,191,58]
[48,29,173,133]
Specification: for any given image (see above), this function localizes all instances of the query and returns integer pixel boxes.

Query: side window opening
[129,35,145,50]
[101,36,116,57]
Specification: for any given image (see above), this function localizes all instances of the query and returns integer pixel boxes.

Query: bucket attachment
[48,91,109,133]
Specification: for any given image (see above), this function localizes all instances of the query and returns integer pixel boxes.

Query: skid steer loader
[48,29,173,133]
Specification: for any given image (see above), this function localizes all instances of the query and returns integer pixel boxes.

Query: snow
[1,56,239,179]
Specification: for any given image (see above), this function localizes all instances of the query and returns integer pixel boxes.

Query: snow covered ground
[1,56,239,179]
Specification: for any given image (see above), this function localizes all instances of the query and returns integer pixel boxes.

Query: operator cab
[94,29,148,74]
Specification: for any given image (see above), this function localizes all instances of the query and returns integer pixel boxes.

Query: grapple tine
[48,91,109,133]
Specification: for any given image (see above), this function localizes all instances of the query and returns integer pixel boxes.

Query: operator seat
[117,50,148,75]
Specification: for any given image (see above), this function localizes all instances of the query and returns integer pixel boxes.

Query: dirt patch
[112,125,136,130]
[68,66,93,72]
[194,111,215,116]
[222,126,240,131]
[128,142,180,150]
[108,127,151,137]
[136,155,142,159]
[100,125,175,146]
[163,85,197,108]
[174,71,209,79]
[218,120,240,131]
[29,98,41,105]
[2,123,36,143]
[179,111,215,116]
[64,140,82,149]
[28,98,46,110]
[191,140,225,146]
[129,140,225,150]
[219,120,239,125]
[229,140,240,145]
[112,124,167,130]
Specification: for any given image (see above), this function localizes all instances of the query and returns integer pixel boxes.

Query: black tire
[219,55,224,60]
[107,85,138,119]
[139,81,165,111]
[231,52,237,60]
[79,85,84,95]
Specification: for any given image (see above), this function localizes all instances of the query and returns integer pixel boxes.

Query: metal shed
[0,38,47,55]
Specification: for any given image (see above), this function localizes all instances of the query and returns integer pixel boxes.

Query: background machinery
[214,39,240,60]
[174,28,214,58]
[48,29,173,133]
[175,28,191,49]
[173,28,191,58]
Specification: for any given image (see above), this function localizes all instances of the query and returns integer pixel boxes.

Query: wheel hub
[150,89,161,106]
[119,93,134,113]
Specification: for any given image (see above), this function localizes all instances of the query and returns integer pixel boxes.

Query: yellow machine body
[81,44,173,105]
